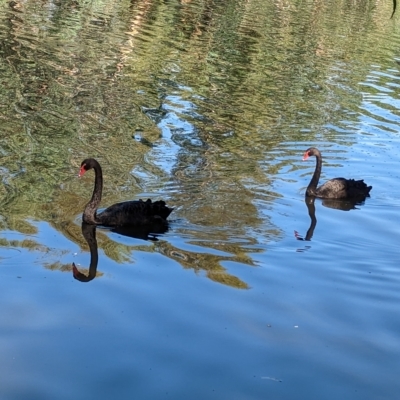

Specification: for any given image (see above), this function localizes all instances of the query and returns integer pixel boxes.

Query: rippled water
[0,0,399,399]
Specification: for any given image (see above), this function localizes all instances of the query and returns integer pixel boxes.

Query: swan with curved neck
[79,158,173,227]
[303,147,372,199]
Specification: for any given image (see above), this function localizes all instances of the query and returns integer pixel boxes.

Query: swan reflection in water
[71,219,250,288]
[294,194,368,248]
[72,222,169,282]
[73,223,98,282]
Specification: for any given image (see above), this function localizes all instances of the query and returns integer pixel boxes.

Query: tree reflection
[0,0,389,286]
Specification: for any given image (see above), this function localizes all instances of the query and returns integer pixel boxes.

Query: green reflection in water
[0,0,396,284]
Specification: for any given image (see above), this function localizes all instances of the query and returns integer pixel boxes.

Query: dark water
[0,0,399,399]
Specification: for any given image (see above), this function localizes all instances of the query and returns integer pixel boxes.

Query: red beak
[302,152,309,161]
[78,165,86,177]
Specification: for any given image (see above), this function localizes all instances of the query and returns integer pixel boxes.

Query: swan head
[79,158,99,177]
[302,147,320,161]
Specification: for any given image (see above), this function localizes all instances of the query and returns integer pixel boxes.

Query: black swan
[79,158,173,227]
[302,147,372,199]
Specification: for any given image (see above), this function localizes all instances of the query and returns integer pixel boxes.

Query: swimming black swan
[302,147,372,199]
[79,158,173,227]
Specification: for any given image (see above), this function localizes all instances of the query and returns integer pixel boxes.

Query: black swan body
[303,147,372,199]
[79,158,173,227]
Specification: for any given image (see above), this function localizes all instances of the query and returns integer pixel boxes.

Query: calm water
[0,0,400,399]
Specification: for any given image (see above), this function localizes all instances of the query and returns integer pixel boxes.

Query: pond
[0,0,399,399]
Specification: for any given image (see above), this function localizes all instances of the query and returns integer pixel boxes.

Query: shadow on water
[110,220,169,242]
[294,195,369,248]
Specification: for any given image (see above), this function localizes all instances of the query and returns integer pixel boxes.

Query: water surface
[0,0,399,399]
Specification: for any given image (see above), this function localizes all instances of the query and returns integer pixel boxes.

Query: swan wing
[317,178,372,199]
[97,199,173,227]
[316,178,347,198]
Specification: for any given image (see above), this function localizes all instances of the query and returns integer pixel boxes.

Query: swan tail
[145,199,174,219]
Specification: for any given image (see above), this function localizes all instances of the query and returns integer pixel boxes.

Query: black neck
[83,161,103,224]
[306,152,321,195]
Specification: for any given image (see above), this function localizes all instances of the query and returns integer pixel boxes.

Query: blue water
[0,1,400,399]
